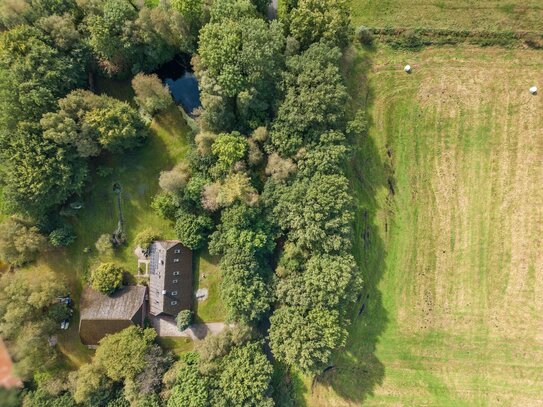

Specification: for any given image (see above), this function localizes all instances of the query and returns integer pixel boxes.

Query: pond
[155,57,201,116]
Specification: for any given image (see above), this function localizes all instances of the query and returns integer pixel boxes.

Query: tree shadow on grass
[313,45,391,404]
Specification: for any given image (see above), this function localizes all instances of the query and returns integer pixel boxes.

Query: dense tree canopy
[196,1,285,131]
[42,90,149,157]
[74,326,169,406]
[288,0,352,50]
[271,173,354,253]
[95,326,158,381]
[175,209,214,250]
[0,0,360,401]
[0,270,67,378]
[211,132,248,169]
[269,306,347,374]
[275,253,360,310]
[0,24,86,128]
[167,333,273,407]
[2,124,88,217]
[270,42,348,156]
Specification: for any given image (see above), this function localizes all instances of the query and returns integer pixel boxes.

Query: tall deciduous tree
[132,73,173,116]
[90,263,124,295]
[94,326,157,381]
[219,342,273,406]
[196,5,284,131]
[269,306,347,374]
[275,253,361,310]
[211,132,248,169]
[271,42,347,156]
[0,270,67,378]
[0,25,85,129]
[0,218,48,266]
[2,124,88,217]
[273,173,353,253]
[42,90,149,157]
[175,209,214,250]
[288,0,352,50]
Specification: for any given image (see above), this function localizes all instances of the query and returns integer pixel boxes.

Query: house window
[174,249,181,253]
[171,301,178,305]
[172,291,178,296]
[173,258,180,263]
[173,271,180,276]
[173,279,178,284]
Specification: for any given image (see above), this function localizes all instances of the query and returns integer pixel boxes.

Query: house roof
[154,240,181,251]
[149,240,193,316]
[80,285,146,321]
[79,285,147,346]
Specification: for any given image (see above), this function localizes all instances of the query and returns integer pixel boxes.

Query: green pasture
[305,45,543,406]
[350,0,543,31]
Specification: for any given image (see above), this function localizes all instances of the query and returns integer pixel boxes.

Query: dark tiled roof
[149,241,193,316]
[79,285,146,346]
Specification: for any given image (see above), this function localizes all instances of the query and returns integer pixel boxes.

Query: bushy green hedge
[358,26,543,50]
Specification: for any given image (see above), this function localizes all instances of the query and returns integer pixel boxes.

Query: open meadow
[351,0,543,31]
[305,45,543,406]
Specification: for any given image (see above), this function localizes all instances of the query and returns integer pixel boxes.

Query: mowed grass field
[351,0,543,31]
[306,46,543,406]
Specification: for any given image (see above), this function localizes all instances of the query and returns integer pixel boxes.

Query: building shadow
[188,324,209,340]
[313,46,390,404]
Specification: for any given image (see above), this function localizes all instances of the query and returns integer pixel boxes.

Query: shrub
[135,228,160,252]
[95,233,114,255]
[49,225,76,247]
[96,166,114,177]
[159,162,191,193]
[132,73,173,116]
[47,303,71,323]
[400,30,422,50]
[176,310,193,331]
[525,33,543,49]
[90,263,124,294]
[356,26,373,46]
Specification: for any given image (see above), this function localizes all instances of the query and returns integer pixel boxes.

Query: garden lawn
[193,251,227,323]
[157,337,194,355]
[305,45,543,406]
[350,0,543,31]
[25,77,224,368]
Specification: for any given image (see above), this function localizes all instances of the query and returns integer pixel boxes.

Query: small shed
[79,285,147,346]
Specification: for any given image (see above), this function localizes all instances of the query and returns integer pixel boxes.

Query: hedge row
[356,26,543,50]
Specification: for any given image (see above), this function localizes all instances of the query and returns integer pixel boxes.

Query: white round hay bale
[404,64,412,73]
[529,86,537,94]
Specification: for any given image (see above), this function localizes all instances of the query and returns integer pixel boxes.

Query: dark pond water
[154,57,201,116]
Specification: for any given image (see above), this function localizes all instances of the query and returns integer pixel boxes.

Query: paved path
[150,316,228,340]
